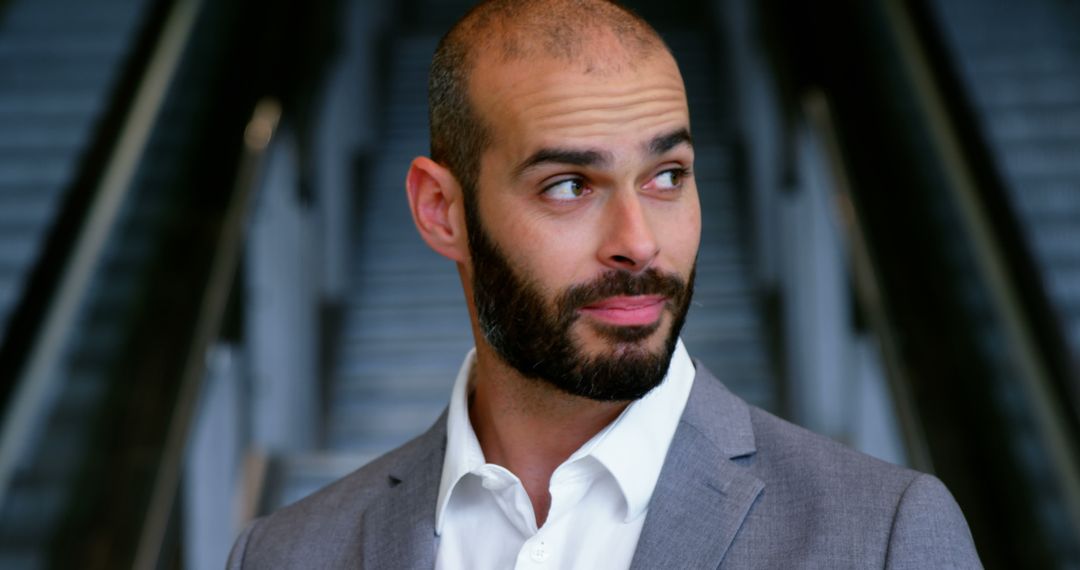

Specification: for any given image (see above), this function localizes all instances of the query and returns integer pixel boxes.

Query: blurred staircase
[0,0,149,343]
[929,0,1080,364]
[0,0,238,565]
[262,31,473,509]
[0,1,153,567]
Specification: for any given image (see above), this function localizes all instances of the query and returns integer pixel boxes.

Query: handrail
[758,0,1080,564]
[0,0,173,393]
[800,92,934,474]
[0,0,203,507]
[881,0,1080,540]
[902,0,1080,462]
[134,98,282,570]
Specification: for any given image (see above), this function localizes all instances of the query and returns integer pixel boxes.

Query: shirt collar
[590,340,695,522]
[435,348,484,534]
[434,340,696,533]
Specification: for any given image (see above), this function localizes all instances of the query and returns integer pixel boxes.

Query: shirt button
[530,542,550,562]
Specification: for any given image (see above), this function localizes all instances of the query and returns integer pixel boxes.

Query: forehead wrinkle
[513,74,685,106]
[530,108,688,136]
[515,79,686,117]
[523,89,687,120]
[522,87,688,129]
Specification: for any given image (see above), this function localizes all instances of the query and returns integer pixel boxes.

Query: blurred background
[0,0,1077,567]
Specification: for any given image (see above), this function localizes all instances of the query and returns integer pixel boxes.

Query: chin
[577,320,670,357]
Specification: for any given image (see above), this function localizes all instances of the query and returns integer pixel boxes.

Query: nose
[597,191,660,272]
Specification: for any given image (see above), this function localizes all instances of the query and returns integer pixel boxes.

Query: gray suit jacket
[228,364,981,568]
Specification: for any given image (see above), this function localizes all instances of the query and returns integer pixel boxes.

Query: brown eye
[543,178,587,201]
[651,168,686,191]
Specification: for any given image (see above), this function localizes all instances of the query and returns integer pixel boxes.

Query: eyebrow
[512,126,693,180]
[648,128,693,155]
[513,148,612,179]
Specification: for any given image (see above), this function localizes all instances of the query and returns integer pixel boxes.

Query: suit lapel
[358,413,447,569]
[352,365,761,568]
[629,363,764,569]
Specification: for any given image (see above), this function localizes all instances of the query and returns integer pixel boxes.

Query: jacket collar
[629,361,763,569]
[357,412,447,568]
[357,362,762,568]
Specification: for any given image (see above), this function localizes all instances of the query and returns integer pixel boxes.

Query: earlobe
[406,156,467,263]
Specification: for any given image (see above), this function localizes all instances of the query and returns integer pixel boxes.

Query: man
[228,0,981,567]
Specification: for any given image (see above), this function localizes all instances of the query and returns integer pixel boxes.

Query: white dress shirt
[434,340,696,570]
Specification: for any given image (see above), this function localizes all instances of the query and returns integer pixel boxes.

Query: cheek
[505,220,593,288]
[475,196,584,285]
[476,176,591,267]
[653,199,702,268]
[680,211,703,258]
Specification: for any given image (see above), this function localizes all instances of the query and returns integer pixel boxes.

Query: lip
[578,295,667,327]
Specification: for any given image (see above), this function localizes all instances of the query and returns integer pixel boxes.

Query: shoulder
[746,405,919,498]
[227,419,446,569]
[746,408,979,566]
[685,366,980,566]
[743,410,981,565]
[686,364,930,503]
[686,363,919,495]
[885,467,981,568]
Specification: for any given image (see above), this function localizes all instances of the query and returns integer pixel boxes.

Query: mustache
[556,268,691,321]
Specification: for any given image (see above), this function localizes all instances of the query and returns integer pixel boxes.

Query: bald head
[428,0,672,196]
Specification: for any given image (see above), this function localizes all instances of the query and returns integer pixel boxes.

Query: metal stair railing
[758,0,1080,566]
[885,0,1080,561]
[0,0,203,511]
[905,0,1080,456]
[0,0,319,565]
[798,92,935,473]
[136,97,282,570]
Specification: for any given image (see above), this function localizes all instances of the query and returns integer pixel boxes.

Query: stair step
[929,0,1080,366]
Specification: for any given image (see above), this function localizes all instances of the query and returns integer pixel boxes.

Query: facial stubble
[465,199,695,402]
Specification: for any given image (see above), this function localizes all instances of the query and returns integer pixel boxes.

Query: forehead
[468,47,690,162]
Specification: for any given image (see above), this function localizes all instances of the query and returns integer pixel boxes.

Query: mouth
[578,295,667,327]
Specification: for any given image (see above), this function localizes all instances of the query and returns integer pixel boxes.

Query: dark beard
[465,197,695,402]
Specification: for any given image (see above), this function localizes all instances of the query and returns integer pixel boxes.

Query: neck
[468,343,628,527]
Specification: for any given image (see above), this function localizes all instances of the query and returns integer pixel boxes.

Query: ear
[406,156,468,263]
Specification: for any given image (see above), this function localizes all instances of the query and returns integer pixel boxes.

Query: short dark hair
[427,0,668,197]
